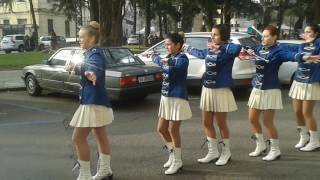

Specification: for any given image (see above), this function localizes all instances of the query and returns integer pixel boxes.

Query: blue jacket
[79,47,112,108]
[290,38,320,83]
[251,44,303,90]
[187,43,241,88]
[152,52,189,100]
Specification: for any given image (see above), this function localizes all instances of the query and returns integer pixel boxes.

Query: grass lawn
[0,45,148,71]
[0,51,51,70]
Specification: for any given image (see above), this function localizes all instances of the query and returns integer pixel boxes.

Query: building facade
[0,0,77,38]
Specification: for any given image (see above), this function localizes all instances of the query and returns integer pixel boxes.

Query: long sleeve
[168,55,188,74]
[187,47,209,59]
[151,54,162,66]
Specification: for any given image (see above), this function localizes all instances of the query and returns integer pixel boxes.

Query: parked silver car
[0,34,25,53]
[22,47,162,100]
[38,36,67,50]
[139,32,259,88]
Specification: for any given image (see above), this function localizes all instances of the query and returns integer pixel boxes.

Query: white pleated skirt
[200,86,237,112]
[158,96,192,121]
[70,105,114,127]
[248,88,283,110]
[289,80,320,101]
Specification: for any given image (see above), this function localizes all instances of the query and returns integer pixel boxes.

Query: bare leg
[168,121,181,148]
[292,99,305,126]
[302,100,317,131]
[202,111,217,138]
[215,112,229,139]
[263,110,278,139]
[157,118,172,143]
[249,108,262,134]
[92,126,111,155]
[72,127,92,161]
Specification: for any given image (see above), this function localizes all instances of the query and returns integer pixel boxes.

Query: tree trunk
[223,0,231,26]
[29,0,38,49]
[163,15,168,34]
[90,0,125,46]
[158,14,163,39]
[133,0,137,34]
[89,0,99,22]
[144,0,151,46]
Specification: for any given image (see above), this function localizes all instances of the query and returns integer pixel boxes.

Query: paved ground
[0,89,319,180]
[0,70,24,91]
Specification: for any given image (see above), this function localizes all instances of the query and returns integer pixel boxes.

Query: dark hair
[305,24,320,37]
[264,25,279,39]
[81,21,100,44]
[212,24,230,42]
[166,32,184,49]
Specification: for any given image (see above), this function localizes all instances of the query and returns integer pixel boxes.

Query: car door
[41,49,74,91]
[63,49,84,93]
[184,37,210,79]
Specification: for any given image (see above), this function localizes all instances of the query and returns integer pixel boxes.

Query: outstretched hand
[208,43,220,53]
[304,55,320,63]
[142,51,154,58]
[84,71,97,86]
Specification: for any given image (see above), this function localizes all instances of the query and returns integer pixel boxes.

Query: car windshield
[41,37,51,41]
[2,36,12,41]
[104,48,144,66]
[129,35,139,39]
[238,36,260,47]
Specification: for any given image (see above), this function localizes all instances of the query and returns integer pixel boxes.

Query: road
[0,89,319,180]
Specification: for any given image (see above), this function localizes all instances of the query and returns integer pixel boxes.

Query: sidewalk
[0,70,25,91]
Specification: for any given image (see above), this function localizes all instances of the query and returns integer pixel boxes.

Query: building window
[65,20,70,38]
[17,19,27,25]
[3,20,10,25]
[48,19,54,34]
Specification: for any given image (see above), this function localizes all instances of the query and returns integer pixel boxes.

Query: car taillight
[120,76,138,87]
[239,51,247,57]
[239,51,255,61]
[154,72,163,81]
[243,79,252,85]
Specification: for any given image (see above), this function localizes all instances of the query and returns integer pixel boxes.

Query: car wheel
[5,50,11,54]
[25,74,42,96]
[18,45,25,52]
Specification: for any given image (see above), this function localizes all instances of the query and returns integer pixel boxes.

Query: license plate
[138,75,154,83]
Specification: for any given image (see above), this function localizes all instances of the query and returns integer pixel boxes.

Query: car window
[41,37,51,41]
[105,48,143,66]
[2,36,11,41]
[152,42,166,55]
[50,49,74,66]
[15,36,24,40]
[185,37,210,50]
[238,36,260,47]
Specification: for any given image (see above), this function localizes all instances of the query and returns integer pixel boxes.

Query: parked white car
[127,34,140,45]
[139,32,259,88]
[278,40,304,84]
[0,34,25,53]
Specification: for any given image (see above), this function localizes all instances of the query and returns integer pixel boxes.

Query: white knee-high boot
[165,147,183,175]
[295,126,309,149]
[249,133,267,157]
[262,139,281,161]
[76,160,92,180]
[215,139,231,166]
[92,153,113,180]
[197,137,219,163]
[163,142,174,168]
[300,130,320,152]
